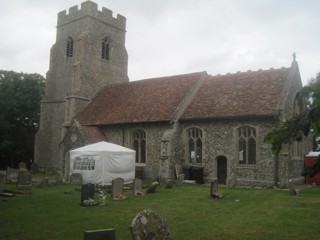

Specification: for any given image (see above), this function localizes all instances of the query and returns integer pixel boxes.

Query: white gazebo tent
[69,141,136,185]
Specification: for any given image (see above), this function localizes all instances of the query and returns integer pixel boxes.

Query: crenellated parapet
[57,0,126,31]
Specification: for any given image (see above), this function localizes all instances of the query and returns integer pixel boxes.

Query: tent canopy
[69,141,136,185]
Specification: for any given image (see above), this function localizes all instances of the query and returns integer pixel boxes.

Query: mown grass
[1,180,320,240]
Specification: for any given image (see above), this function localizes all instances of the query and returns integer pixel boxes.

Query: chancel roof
[76,66,293,126]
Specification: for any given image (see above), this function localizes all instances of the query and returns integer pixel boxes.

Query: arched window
[133,130,146,163]
[238,126,256,165]
[187,128,202,163]
[66,37,74,57]
[101,37,110,60]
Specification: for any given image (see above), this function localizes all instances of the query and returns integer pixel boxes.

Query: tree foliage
[265,72,320,176]
[0,70,45,169]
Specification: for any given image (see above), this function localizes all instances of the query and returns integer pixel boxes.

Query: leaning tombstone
[210,179,222,199]
[146,182,159,193]
[70,173,82,185]
[133,178,144,196]
[130,210,172,240]
[84,229,116,240]
[6,168,18,182]
[112,178,125,200]
[81,183,95,206]
[17,169,32,191]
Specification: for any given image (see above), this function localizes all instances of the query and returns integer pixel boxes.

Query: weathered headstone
[176,174,185,185]
[146,182,159,193]
[112,178,124,200]
[98,190,107,206]
[6,168,18,182]
[130,210,172,240]
[84,229,116,240]
[164,179,174,189]
[210,179,222,199]
[18,162,27,170]
[81,183,95,206]
[17,169,32,190]
[70,173,82,185]
[174,164,182,178]
[133,178,143,196]
[30,162,39,173]
[0,173,5,192]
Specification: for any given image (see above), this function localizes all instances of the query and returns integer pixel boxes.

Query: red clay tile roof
[181,68,290,120]
[80,125,107,143]
[76,72,206,126]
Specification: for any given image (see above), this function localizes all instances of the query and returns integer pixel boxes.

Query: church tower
[35,1,128,169]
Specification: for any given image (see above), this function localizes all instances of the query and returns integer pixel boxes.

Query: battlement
[57,0,126,31]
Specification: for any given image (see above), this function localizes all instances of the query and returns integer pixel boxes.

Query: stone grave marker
[0,173,5,192]
[112,178,124,200]
[18,162,27,170]
[133,178,143,196]
[130,210,172,240]
[176,174,185,185]
[6,168,18,182]
[17,169,32,190]
[81,183,95,206]
[39,177,50,187]
[210,179,222,199]
[30,162,39,173]
[146,182,159,193]
[174,164,182,178]
[84,229,116,240]
[70,173,82,184]
[164,179,174,189]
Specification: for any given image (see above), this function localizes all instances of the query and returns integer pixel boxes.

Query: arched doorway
[217,156,227,184]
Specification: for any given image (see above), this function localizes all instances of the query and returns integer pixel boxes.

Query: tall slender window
[101,37,110,60]
[133,130,146,163]
[188,128,202,163]
[66,37,74,57]
[238,126,256,165]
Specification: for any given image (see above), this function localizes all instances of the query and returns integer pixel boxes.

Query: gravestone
[39,177,50,187]
[130,210,172,240]
[6,168,18,182]
[0,173,5,192]
[81,183,95,206]
[84,229,116,240]
[70,173,82,184]
[210,179,222,199]
[98,190,107,206]
[176,174,185,185]
[174,164,182,178]
[30,162,39,173]
[18,162,27,170]
[164,179,174,189]
[17,169,32,190]
[112,178,124,200]
[146,182,159,193]
[133,178,143,196]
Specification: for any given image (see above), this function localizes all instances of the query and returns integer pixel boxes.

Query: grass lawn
[1,179,320,240]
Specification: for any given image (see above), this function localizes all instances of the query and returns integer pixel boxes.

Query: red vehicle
[305,152,320,184]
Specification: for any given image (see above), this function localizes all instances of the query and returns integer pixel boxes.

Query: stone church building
[35,1,309,188]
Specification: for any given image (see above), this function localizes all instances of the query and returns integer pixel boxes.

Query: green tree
[0,70,45,169]
[265,72,320,176]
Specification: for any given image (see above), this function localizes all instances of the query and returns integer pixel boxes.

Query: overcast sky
[0,0,319,85]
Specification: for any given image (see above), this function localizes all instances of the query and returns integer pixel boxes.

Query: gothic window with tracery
[133,130,146,163]
[101,37,110,60]
[188,128,202,163]
[66,37,74,57]
[238,126,256,165]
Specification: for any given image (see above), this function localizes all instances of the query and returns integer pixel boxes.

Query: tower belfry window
[101,37,110,60]
[66,37,74,57]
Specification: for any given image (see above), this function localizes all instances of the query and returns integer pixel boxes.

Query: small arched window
[133,130,146,163]
[66,37,74,57]
[101,37,110,60]
[238,126,256,165]
[187,128,202,163]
